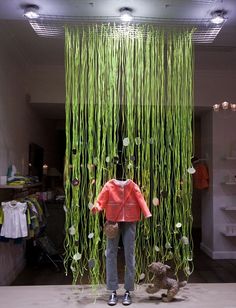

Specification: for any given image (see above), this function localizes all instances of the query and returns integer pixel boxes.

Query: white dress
[1,201,28,238]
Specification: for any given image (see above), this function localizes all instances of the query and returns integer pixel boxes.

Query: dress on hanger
[0,201,28,238]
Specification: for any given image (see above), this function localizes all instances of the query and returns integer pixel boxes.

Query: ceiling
[0,0,236,66]
[0,0,235,119]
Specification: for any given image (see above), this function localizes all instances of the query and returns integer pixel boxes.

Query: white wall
[200,111,214,255]
[29,65,65,105]
[0,29,57,285]
[212,112,236,258]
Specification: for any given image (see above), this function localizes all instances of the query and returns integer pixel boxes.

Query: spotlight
[23,4,40,19]
[119,7,133,22]
[211,10,226,25]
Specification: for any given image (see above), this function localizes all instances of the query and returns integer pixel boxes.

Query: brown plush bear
[146,262,187,302]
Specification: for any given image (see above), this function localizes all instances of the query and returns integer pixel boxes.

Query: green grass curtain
[64,24,194,286]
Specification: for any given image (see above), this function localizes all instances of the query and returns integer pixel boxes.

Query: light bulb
[230,103,236,111]
[212,104,220,112]
[222,101,229,110]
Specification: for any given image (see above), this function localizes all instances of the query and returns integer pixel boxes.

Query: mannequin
[92,176,151,306]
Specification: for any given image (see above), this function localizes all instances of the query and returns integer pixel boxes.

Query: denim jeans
[106,222,136,291]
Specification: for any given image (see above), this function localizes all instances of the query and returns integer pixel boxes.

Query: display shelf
[221,206,236,211]
[225,156,236,160]
[223,182,236,185]
[0,183,42,189]
[221,232,236,237]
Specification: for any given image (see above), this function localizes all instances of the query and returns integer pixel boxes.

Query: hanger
[10,200,18,206]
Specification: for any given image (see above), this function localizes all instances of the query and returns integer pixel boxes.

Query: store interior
[0,0,236,289]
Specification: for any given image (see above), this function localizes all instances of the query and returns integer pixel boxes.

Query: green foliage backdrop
[64,25,194,285]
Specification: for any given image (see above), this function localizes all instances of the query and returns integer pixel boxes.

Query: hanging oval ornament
[104,249,107,257]
[139,273,145,280]
[73,252,82,261]
[88,232,94,239]
[127,162,133,170]
[88,259,95,269]
[181,236,189,245]
[88,203,94,210]
[187,167,196,174]
[69,226,76,235]
[185,266,191,275]
[175,222,182,228]
[154,245,160,252]
[152,197,160,206]
[71,178,79,186]
[135,137,142,145]
[63,205,67,212]
[91,179,96,185]
[123,137,130,146]
[165,242,172,249]
[105,156,110,163]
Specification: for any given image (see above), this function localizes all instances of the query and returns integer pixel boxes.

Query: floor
[2,283,236,308]
[5,230,236,308]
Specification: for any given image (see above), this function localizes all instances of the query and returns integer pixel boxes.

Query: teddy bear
[146,261,187,302]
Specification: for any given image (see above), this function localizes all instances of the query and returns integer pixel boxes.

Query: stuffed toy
[146,262,187,302]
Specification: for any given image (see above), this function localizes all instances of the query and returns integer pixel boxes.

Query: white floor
[1,284,236,308]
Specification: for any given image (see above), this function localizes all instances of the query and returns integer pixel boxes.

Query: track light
[210,10,226,25]
[23,4,40,19]
[119,7,133,22]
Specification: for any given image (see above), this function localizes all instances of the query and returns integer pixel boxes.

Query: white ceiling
[0,0,235,66]
[0,0,236,119]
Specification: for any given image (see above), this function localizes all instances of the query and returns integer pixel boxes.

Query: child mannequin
[92,178,151,305]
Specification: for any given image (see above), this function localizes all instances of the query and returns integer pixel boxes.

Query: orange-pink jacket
[92,179,152,222]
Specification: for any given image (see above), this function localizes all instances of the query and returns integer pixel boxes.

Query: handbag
[103,183,134,239]
[103,220,119,239]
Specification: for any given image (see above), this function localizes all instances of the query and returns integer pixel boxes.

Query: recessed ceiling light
[119,7,133,22]
[210,10,226,24]
[23,4,40,19]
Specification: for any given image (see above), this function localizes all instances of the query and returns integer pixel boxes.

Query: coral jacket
[92,179,152,222]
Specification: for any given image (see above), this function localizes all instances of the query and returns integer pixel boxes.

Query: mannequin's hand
[90,203,101,214]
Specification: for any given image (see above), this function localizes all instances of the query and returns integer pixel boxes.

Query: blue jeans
[106,222,136,291]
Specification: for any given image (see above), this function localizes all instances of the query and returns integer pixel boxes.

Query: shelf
[225,156,236,160]
[223,182,236,185]
[0,183,42,189]
[221,207,236,211]
[222,232,236,237]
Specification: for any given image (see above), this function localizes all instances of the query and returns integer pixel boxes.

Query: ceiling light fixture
[119,7,133,23]
[23,4,40,19]
[210,10,226,25]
